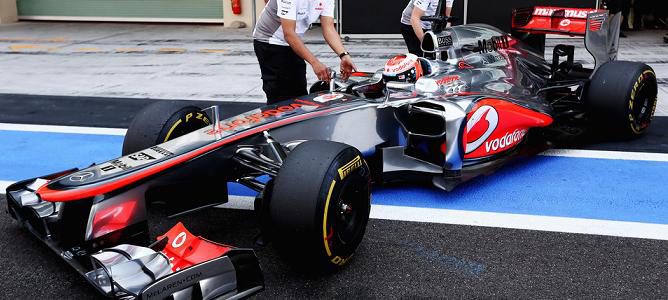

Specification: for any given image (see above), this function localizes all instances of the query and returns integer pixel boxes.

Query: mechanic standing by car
[253,0,356,104]
[400,0,454,57]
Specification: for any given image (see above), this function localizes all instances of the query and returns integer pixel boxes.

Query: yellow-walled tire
[586,61,658,138]
[268,140,371,271]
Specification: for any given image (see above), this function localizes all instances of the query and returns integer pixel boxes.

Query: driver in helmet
[382,53,426,83]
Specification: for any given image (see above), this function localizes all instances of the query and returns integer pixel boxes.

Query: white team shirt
[400,0,454,29]
[253,0,335,46]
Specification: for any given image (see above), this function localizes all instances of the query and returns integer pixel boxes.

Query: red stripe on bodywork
[38,107,344,202]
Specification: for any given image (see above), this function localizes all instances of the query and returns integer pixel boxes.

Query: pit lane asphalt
[1,200,667,299]
[0,94,667,298]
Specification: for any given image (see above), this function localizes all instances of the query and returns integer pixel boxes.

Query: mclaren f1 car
[4,3,658,299]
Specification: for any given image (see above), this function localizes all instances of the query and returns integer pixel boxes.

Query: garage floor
[0,22,666,299]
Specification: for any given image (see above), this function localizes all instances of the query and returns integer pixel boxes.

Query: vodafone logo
[484,129,527,153]
[465,105,498,154]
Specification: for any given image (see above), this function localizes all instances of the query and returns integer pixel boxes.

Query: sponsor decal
[144,272,204,299]
[206,99,321,135]
[172,232,187,248]
[338,156,362,180]
[68,171,95,182]
[436,75,460,86]
[458,60,474,69]
[110,159,131,170]
[533,7,597,18]
[559,19,571,27]
[484,128,527,153]
[588,14,606,32]
[477,35,510,53]
[314,93,345,103]
[465,105,499,154]
[315,1,324,10]
[129,152,155,161]
[437,35,453,48]
[150,146,174,157]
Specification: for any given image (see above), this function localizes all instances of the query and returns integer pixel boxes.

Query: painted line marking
[0,123,126,136]
[200,49,227,53]
[75,47,104,53]
[115,48,144,53]
[216,196,668,241]
[8,44,57,52]
[542,149,668,162]
[0,37,67,43]
[158,48,186,53]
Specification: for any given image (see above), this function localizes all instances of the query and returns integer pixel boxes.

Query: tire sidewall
[269,141,371,270]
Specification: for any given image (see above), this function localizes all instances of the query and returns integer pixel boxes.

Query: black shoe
[620,32,628,38]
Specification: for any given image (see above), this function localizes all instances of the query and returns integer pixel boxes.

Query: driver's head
[382,53,423,83]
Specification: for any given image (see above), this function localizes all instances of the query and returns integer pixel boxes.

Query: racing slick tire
[585,61,658,137]
[268,140,371,271]
[122,101,211,155]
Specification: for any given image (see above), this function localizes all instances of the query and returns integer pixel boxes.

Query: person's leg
[400,24,424,57]
[254,40,283,104]
[621,0,631,30]
[283,47,308,99]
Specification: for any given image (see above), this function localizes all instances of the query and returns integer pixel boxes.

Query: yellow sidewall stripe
[322,180,337,257]
[163,119,183,143]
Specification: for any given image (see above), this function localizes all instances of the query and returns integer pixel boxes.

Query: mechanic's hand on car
[340,55,357,81]
[312,60,331,82]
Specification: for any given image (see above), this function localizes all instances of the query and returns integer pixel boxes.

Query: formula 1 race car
[4,3,658,300]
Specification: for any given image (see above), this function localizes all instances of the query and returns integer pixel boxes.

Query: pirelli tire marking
[338,155,363,180]
[164,112,211,143]
[628,69,657,134]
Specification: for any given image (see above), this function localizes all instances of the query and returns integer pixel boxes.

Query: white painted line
[370,205,668,241]
[0,181,12,193]
[0,123,126,136]
[541,149,668,162]
[215,196,668,241]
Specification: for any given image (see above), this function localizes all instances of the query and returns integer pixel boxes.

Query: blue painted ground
[1,130,667,225]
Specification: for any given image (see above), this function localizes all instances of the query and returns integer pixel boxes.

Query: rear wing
[512,6,606,36]
[512,6,621,72]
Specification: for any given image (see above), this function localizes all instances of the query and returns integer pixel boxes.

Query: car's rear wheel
[585,61,658,137]
[267,140,371,271]
[122,101,211,155]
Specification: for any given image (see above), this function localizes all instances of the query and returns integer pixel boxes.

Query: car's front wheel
[266,140,371,271]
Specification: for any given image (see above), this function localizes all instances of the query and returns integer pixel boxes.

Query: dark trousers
[253,40,307,105]
[400,23,424,57]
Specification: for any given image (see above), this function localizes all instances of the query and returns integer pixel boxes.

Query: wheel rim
[329,178,369,247]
